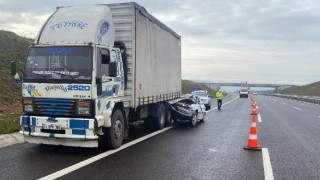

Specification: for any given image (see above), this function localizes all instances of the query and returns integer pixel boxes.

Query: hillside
[0,30,33,133]
[280,81,320,96]
[182,80,216,98]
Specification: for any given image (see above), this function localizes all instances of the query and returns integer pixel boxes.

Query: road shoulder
[0,132,23,148]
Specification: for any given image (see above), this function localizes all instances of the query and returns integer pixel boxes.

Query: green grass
[182,79,216,98]
[280,81,320,96]
[0,118,20,134]
[0,30,32,134]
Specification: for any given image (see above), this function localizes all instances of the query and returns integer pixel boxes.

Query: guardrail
[264,93,320,105]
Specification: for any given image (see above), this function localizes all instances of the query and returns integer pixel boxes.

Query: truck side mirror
[11,61,20,83]
[11,61,16,75]
[109,62,117,77]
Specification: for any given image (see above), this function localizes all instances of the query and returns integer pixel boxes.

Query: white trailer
[12,2,181,149]
[108,3,181,107]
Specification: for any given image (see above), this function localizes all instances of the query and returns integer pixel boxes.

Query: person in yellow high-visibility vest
[215,90,224,110]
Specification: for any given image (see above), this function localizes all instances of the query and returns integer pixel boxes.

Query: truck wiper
[31,72,48,80]
[51,71,79,83]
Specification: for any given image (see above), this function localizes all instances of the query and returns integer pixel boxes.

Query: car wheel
[200,113,205,123]
[189,113,197,127]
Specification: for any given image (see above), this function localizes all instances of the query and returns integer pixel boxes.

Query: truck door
[97,48,123,98]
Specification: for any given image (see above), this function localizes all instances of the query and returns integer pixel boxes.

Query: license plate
[42,124,61,130]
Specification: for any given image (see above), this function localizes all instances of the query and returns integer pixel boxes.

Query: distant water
[221,86,275,92]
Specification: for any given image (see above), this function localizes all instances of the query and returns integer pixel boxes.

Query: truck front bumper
[20,115,100,147]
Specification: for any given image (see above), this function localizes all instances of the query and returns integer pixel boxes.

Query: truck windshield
[24,46,93,82]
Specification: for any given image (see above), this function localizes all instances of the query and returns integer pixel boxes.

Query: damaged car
[170,95,206,127]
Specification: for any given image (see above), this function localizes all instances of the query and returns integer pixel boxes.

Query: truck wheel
[189,113,197,127]
[154,103,165,130]
[100,109,124,149]
[165,104,172,127]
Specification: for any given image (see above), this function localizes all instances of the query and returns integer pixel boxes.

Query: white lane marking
[318,116,320,118]
[258,114,262,122]
[274,100,277,102]
[262,148,274,180]
[39,126,174,180]
[293,107,302,111]
[282,102,286,105]
[209,148,216,152]
[256,106,259,109]
[207,96,239,112]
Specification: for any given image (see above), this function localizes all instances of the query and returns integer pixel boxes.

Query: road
[0,94,319,179]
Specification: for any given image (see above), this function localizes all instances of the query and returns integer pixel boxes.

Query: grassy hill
[182,79,216,98]
[0,30,33,134]
[280,81,320,96]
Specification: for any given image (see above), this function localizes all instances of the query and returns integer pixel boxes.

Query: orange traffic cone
[244,122,261,151]
[252,102,256,109]
[251,107,257,115]
[252,115,256,123]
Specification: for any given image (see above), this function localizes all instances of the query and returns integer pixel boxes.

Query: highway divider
[264,94,320,105]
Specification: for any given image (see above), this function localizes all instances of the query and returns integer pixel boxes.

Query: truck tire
[164,104,172,127]
[189,113,197,127]
[154,103,165,130]
[99,109,125,149]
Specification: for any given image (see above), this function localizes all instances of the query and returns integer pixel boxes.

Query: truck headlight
[78,107,90,115]
[77,100,91,115]
[23,99,34,113]
[24,105,34,112]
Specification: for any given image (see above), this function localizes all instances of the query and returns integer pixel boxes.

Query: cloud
[0,0,319,85]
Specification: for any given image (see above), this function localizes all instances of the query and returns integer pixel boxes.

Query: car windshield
[241,89,248,92]
[193,92,208,97]
[24,46,93,82]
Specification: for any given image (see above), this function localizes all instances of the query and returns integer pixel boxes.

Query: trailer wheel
[99,109,124,149]
[154,103,165,130]
[165,104,172,127]
[189,113,197,127]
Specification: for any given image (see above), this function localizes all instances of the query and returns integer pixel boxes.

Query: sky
[0,0,319,85]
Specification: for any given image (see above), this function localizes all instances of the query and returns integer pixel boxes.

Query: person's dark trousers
[217,99,222,110]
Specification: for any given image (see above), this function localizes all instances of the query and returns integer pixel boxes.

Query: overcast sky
[0,0,319,85]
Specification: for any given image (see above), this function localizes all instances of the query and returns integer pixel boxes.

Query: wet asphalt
[1,94,319,179]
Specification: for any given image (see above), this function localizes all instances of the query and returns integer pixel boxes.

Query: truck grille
[33,99,77,116]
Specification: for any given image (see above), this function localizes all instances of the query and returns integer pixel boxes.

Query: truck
[11,2,181,149]
[239,81,249,98]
